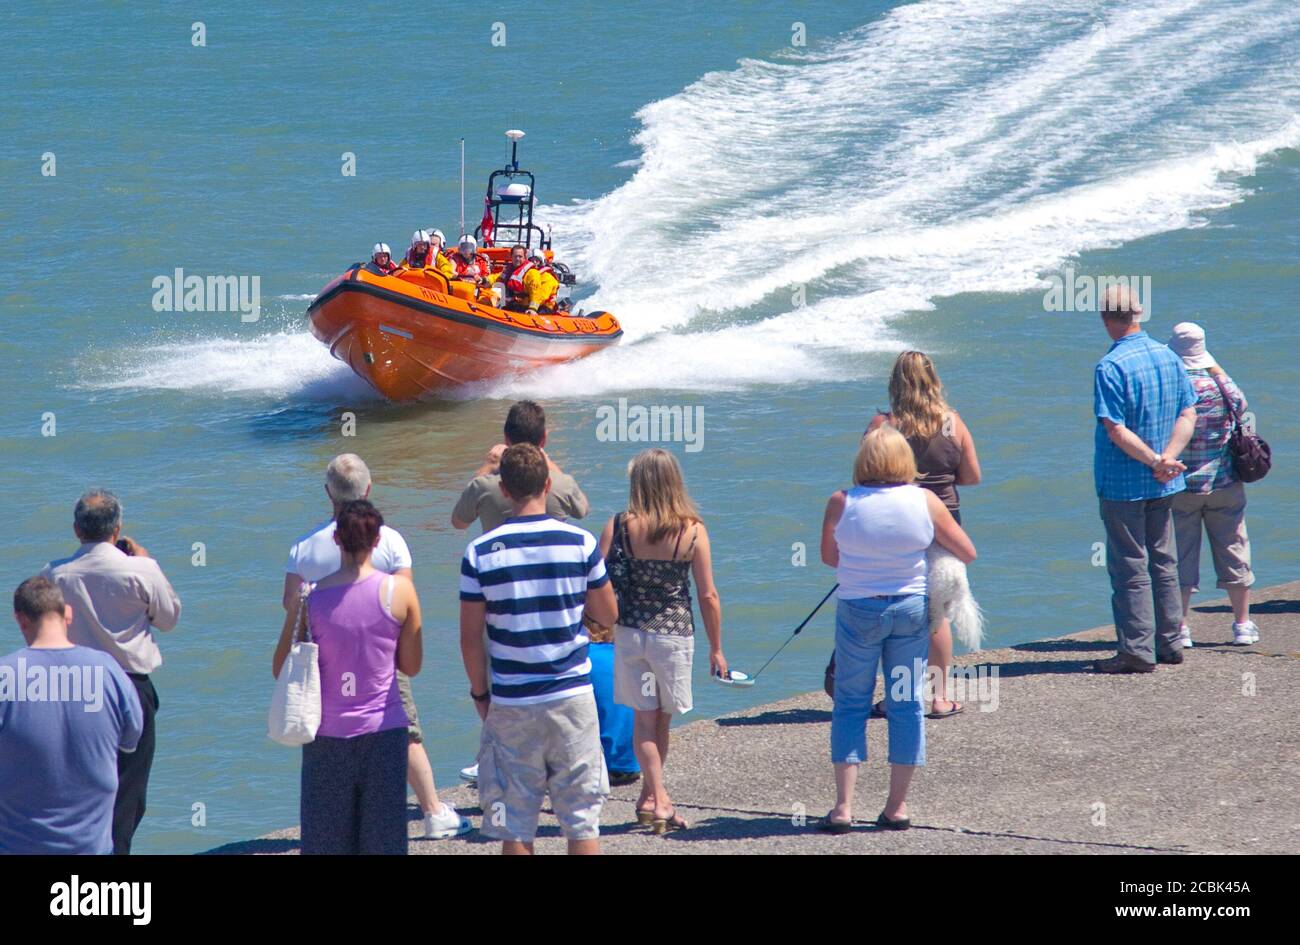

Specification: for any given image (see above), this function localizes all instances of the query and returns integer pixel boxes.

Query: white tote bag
[268,588,321,746]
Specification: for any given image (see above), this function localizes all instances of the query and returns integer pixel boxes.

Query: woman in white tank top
[816,427,975,833]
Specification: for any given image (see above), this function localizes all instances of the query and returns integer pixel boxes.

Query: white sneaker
[423,802,473,839]
[1176,624,1194,649]
[1232,620,1260,645]
[459,763,478,782]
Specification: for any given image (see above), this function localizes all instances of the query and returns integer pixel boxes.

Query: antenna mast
[459,138,466,239]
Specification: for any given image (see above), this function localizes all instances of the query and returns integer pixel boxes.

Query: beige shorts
[1173,482,1254,591]
[396,671,422,744]
[614,625,694,715]
[476,691,608,842]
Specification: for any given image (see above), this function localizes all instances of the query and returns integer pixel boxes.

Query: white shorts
[613,625,694,716]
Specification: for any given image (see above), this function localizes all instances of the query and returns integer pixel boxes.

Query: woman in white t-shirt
[817,427,975,833]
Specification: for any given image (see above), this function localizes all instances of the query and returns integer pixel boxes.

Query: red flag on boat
[479,196,494,247]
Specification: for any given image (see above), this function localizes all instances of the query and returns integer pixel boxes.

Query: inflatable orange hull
[307,265,622,401]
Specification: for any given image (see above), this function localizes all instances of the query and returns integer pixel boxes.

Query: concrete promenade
[208,583,1300,855]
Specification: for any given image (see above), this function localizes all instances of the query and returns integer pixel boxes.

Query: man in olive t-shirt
[450,400,590,782]
[451,400,589,533]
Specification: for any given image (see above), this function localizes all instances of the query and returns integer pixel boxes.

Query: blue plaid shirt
[1093,331,1197,501]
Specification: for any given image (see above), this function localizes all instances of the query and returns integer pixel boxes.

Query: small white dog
[926,544,984,650]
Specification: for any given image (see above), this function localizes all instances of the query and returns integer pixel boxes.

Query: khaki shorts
[614,625,694,715]
[396,671,423,744]
[1173,482,1254,591]
[476,691,608,842]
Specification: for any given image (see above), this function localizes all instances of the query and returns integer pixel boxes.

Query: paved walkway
[209,583,1300,854]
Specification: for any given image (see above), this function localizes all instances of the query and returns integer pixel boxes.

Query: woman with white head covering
[1167,322,1258,646]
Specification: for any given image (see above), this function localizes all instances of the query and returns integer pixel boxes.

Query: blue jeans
[830,594,928,766]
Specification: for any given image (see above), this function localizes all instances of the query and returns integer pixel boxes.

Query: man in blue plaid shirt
[1092,286,1198,673]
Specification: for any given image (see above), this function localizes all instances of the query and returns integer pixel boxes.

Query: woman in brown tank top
[862,351,981,717]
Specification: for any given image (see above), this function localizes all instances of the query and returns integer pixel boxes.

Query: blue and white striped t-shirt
[459,514,609,706]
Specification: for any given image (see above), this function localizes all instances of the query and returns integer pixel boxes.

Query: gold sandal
[651,808,689,835]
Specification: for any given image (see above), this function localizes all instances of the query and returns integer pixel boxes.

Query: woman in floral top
[1169,323,1259,646]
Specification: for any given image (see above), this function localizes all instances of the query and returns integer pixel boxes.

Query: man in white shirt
[282,453,469,840]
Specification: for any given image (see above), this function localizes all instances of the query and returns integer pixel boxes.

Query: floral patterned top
[607,513,697,636]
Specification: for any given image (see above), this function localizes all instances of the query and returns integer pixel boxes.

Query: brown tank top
[877,412,962,513]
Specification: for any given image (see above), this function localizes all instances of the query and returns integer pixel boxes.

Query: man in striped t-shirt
[460,443,619,854]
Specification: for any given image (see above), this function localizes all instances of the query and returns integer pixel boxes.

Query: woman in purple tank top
[273,500,423,854]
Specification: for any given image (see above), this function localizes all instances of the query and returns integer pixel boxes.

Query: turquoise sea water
[2,1,1297,853]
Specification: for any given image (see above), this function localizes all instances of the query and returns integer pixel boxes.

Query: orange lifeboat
[308,129,622,401]
[308,264,621,401]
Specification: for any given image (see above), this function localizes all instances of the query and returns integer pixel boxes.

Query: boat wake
[490,0,1300,398]
[87,0,1299,403]
[82,328,373,403]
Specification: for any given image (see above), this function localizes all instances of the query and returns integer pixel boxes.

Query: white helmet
[412,229,431,245]
[529,245,546,263]
[373,242,391,256]
[429,229,445,245]
[458,235,477,253]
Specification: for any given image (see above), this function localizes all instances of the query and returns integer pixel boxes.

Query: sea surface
[2,0,1297,853]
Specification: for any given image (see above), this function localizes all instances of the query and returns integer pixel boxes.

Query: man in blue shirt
[1,577,143,854]
[1092,287,1198,673]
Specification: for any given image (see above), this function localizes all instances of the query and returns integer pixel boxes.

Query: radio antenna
[459,138,466,239]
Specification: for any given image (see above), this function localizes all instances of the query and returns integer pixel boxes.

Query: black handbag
[1210,371,1270,483]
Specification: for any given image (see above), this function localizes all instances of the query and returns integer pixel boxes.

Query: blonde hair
[626,449,700,544]
[888,350,949,440]
[854,426,918,486]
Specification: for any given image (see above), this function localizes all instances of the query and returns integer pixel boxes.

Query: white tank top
[834,484,934,598]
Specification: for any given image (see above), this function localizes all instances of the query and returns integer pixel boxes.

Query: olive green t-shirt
[453,471,590,533]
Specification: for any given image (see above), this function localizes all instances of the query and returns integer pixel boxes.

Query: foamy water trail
[85,330,374,402]
[89,0,1300,401]
[512,0,1300,396]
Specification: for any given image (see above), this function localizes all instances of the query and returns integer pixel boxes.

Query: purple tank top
[307,572,407,738]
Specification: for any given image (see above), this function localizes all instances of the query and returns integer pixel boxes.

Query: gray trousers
[1100,496,1184,663]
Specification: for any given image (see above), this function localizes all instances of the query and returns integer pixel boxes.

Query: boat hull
[307,266,621,401]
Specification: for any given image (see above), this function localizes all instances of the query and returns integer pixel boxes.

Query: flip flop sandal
[925,702,964,719]
[817,814,853,834]
[652,808,689,835]
[875,811,911,830]
[636,809,655,827]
